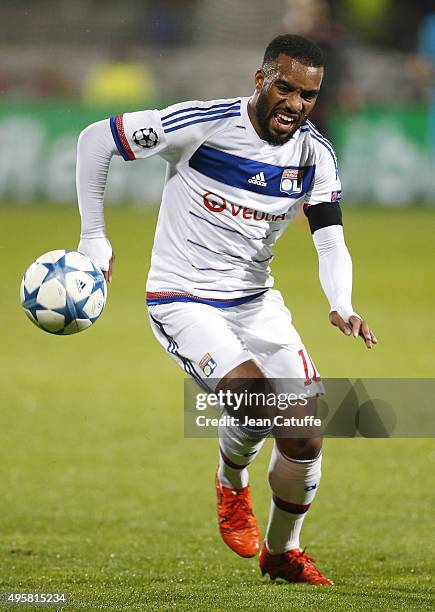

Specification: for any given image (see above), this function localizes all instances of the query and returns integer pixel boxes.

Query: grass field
[0,206,434,611]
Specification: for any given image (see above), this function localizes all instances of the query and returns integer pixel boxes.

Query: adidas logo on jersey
[248,171,267,187]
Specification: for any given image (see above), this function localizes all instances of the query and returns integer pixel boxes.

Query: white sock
[265,444,322,553]
[218,423,266,489]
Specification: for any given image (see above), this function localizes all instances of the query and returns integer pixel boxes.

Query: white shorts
[147,290,323,396]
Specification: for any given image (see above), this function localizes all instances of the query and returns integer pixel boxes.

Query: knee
[276,436,323,461]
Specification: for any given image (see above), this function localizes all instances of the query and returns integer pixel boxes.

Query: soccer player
[76,34,377,585]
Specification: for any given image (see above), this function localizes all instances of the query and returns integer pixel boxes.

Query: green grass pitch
[0,205,434,611]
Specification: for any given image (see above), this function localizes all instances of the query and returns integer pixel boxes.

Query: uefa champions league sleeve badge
[133,127,159,148]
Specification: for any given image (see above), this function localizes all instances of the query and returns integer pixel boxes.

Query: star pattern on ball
[21,250,107,335]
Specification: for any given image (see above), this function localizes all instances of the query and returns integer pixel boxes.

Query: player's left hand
[329,311,378,349]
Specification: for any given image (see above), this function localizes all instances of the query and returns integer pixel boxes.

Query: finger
[341,322,352,336]
[108,253,115,283]
[371,331,378,344]
[330,311,351,335]
[350,316,362,338]
[359,321,372,348]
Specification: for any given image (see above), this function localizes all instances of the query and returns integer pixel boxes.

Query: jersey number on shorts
[298,349,321,386]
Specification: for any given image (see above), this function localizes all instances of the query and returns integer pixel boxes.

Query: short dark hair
[263,34,325,69]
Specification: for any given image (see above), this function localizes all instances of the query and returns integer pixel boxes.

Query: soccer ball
[133,127,159,148]
[20,249,107,335]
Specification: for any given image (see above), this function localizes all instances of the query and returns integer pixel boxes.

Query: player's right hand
[104,253,115,284]
[78,236,114,282]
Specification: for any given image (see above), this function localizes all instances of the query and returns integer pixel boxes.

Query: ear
[254,68,265,93]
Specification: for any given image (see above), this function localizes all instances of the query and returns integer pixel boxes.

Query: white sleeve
[312,225,360,322]
[76,119,116,271]
[76,99,242,270]
[304,134,342,206]
[117,98,241,165]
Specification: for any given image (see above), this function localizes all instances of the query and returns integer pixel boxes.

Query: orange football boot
[215,474,260,558]
[259,543,334,585]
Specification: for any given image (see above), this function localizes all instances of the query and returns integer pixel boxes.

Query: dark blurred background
[1,0,434,205]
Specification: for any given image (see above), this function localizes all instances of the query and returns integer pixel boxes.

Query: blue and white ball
[20,249,107,335]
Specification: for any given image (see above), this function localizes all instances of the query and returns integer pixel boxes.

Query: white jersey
[109,96,341,307]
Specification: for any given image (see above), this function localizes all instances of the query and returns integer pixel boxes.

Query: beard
[255,89,299,146]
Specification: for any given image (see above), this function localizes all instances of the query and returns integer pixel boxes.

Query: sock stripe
[272,494,311,515]
[219,447,249,470]
[277,449,323,464]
